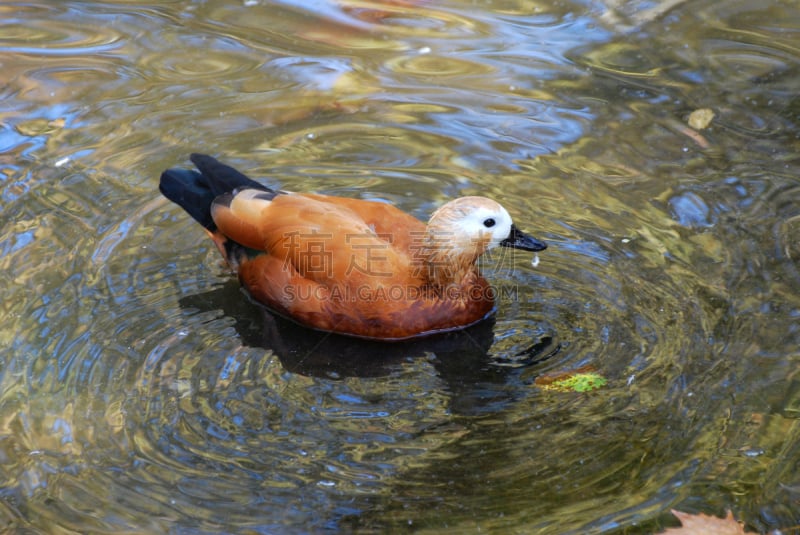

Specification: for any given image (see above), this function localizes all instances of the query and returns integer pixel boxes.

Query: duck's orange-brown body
[160,154,545,340]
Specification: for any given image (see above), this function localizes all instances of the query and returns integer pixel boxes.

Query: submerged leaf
[659,509,756,535]
[687,108,715,130]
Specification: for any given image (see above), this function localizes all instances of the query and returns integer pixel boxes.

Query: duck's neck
[419,233,486,290]
[424,250,477,288]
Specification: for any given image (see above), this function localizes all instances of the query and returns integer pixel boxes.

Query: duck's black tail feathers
[159,153,276,231]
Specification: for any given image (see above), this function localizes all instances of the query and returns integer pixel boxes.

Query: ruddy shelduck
[160,154,546,340]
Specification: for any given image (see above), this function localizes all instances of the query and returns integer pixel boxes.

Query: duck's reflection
[179,281,559,411]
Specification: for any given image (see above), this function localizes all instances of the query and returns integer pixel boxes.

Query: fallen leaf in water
[658,509,756,534]
[535,365,607,392]
[688,108,715,129]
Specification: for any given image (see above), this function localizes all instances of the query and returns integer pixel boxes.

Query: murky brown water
[2,0,799,533]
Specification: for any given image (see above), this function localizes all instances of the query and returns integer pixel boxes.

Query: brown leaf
[658,509,757,535]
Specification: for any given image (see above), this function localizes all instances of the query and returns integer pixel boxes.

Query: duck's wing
[299,193,426,249]
[210,190,427,284]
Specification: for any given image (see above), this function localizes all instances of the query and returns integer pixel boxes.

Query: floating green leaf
[538,371,607,392]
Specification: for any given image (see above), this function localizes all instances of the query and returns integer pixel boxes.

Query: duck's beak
[500,224,547,251]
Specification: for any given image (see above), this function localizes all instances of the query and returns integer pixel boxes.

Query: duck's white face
[450,199,515,250]
[428,196,546,256]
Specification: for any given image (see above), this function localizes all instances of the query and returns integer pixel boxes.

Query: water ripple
[0,14,124,56]
[386,54,496,78]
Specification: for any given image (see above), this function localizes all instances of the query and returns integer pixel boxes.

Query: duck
[159,154,547,340]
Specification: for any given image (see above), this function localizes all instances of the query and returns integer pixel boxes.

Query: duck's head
[424,196,546,284]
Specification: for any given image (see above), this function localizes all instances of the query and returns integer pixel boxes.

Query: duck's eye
[483,218,496,228]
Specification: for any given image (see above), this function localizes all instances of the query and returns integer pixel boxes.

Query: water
[1,0,799,533]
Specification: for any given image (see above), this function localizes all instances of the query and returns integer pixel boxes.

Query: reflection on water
[1,0,800,532]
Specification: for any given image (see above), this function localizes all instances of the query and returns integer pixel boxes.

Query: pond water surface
[2,0,800,533]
